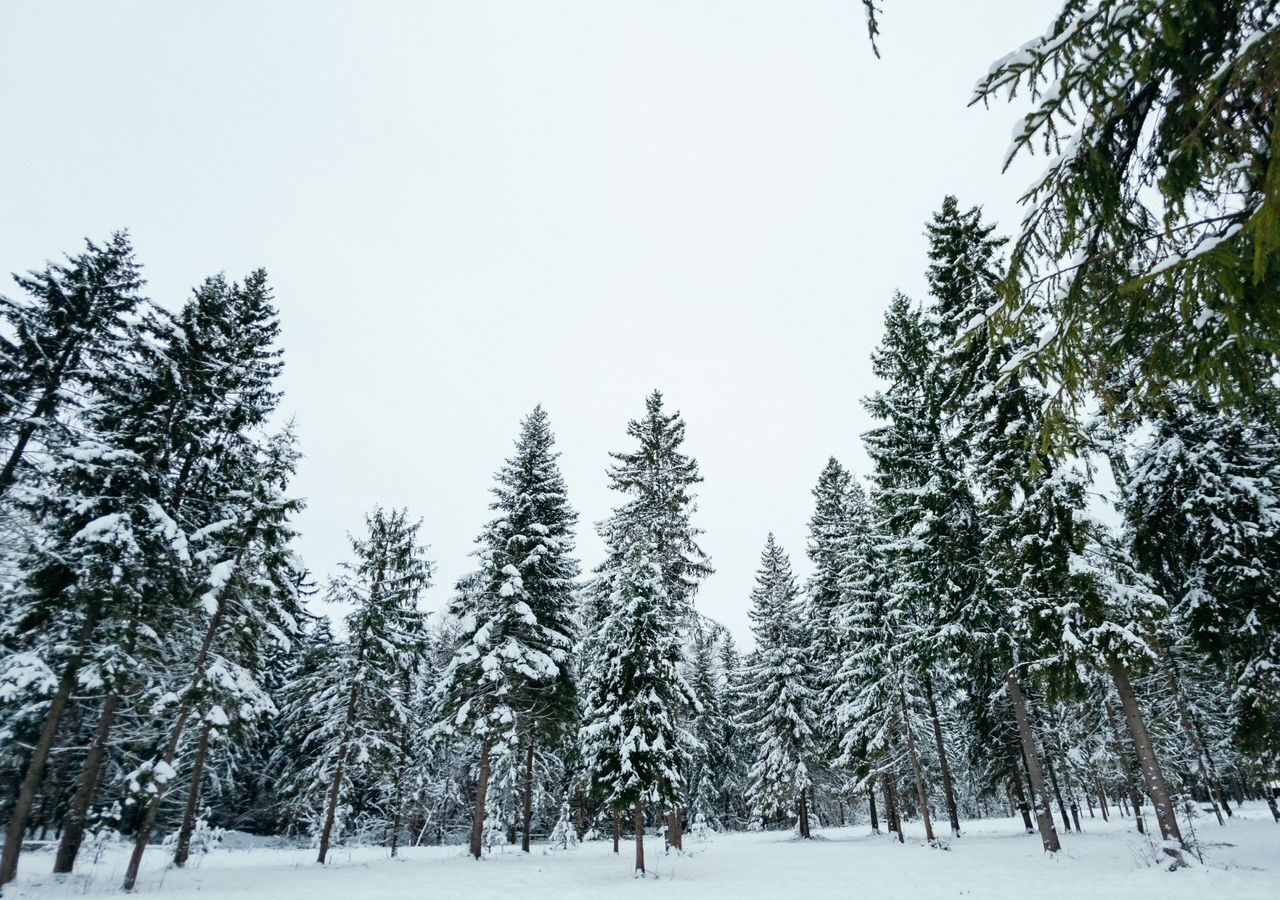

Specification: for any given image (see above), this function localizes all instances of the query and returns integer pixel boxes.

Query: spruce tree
[434,405,579,858]
[579,391,710,872]
[741,535,820,838]
[302,508,432,864]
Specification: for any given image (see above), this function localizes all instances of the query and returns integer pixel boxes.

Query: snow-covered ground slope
[8,805,1277,900]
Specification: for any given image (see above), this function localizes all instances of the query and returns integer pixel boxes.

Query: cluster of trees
[1,0,1278,888]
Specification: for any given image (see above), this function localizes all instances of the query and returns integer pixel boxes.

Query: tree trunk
[1095,777,1109,822]
[173,723,212,867]
[883,766,903,844]
[797,790,811,839]
[54,689,122,874]
[612,811,620,854]
[868,777,880,833]
[1109,658,1184,863]
[633,802,645,876]
[469,740,493,860]
[924,676,961,837]
[900,695,935,844]
[667,806,682,851]
[122,531,256,891]
[1165,663,1225,826]
[1004,672,1060,852]
[520,736,535,853]
[1041,743,1072,832]
[1,610,96,885]
[1010,771,1034,834]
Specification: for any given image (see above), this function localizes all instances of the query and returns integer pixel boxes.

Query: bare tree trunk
[1165,663,1225,826]
[1010,772,1034,834]
[469,740,493,860]
[882,766,903,844]
[667,806,683,851]
[54,690,121,874]
[1,610,97,885]
[1095,777,1109,822]
[868,777,880,833]
[797,790,811,839]
[173,723,213,867]
[1041,743,1072,832]
[1109,658,1184,863]
[612,811,620,854]
[899,691,935,843]
[633,802,645,876]
[1005,672,1060,852]
[520,735,535,852]
[924,676,961,837]
[315,677,362,865]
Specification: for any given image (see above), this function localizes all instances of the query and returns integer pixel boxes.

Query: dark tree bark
[520,736,535,853]
[54,690,121,873]
[1005,672,1060,852]
[1041,743,1072,832]
[468,740,493,860]
[797,790,811,839]
[1095,777,1109,821]
[899,692,935,844]
[1109,658,1184,863]
[1010,772,1034,834]
[1164,663,1225,826]
[1,610,97,885]
[924,676,961,837]
[612,811,620,854]
[173,723,212,867]
[883,766,903,844]
[868,777,880,834]
[633,802,645,876]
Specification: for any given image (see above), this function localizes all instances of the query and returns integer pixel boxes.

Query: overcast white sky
[1,0,1061,642]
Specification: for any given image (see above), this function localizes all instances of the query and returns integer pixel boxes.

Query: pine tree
[0,232,145,494]
[303,508,432,864]
[972,0,1280,427]
[579,391,710,873]
[741,535,819,838]
[434,405,579,858]
[579,532,693,875]
[1124,391,1280,761]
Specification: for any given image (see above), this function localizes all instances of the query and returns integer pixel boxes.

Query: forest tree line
[2,0,1279,886]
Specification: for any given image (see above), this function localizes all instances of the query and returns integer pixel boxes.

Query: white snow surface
[8,805,1277,899]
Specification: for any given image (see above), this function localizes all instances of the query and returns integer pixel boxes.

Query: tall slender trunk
[924,676,960,837]
[316,681,362,864]
[797,790,811,839]
[520,735,535,852]
[1164,663,1225,826]
[468,740,493,859]
[868,778,880,833]
[667,805,682,851]
[883,765,903,843]
[1010,770,1034,834]
[55,687,123,874]
[1095,777,1109,822]
[612,811,620,854]
[1041,742,1072,832]
[899,691,935,844]
[633,802,645,876]
[1109,658,1184,863]
[1107,702,1146,833]
[173,723,212,867]
[121,526,260,891]
[1,609,97,885]
[1004,672,1060,852]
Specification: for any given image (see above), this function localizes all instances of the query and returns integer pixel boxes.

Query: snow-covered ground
[8,804,1277,899]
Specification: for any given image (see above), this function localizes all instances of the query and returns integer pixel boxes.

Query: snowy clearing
[8,805,1277,900]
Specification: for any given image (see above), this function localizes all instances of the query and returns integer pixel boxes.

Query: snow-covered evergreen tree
[741,535,819,838]
[434,405,579,857]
